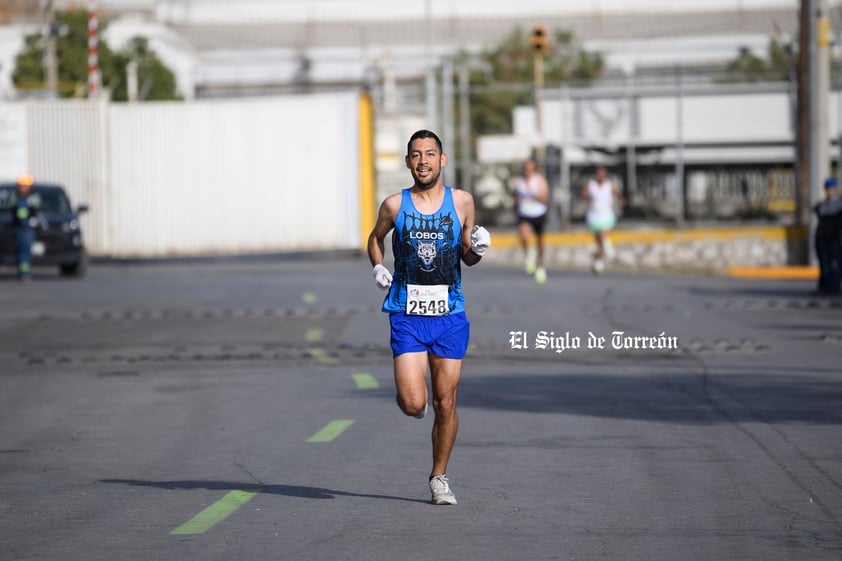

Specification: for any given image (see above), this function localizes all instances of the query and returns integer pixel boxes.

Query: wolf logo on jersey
[416,240,437,269]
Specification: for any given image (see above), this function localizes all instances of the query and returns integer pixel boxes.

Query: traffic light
[530,25,549,55]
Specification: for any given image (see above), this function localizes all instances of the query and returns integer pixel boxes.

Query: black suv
[0,182,89,277]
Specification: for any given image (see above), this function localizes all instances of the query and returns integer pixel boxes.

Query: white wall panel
[647,94,793,144]
[518,90,802,152]
[21,93,361,257]
[25,101,110,253]
[107,93,360,257]
[0,103,27,183]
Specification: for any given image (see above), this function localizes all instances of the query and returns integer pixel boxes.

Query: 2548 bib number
[406,284,449,316]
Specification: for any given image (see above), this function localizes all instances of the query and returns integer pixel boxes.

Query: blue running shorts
[389,311,471,359]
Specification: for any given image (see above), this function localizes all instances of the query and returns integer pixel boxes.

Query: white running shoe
[592,259,605,275]
[415,401,428,419]
[429,474,457,505]
[535,266,547,284]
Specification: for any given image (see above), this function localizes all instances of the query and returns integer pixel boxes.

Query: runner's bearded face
[406,138,444,190]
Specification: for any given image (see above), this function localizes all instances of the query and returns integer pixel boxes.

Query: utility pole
[675,67,685,228]
[424,0,438,132]
[441,56,454,183]
[45,0,58,97]
[812,0,831,265]
[559,83,571,229]
[625,67,638,213]
[797,0,809,226]
[458,63,472,194]
[800,0,831,264]
[799,0,831,229]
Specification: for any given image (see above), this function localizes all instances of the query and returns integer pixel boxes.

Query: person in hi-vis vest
[13,174,38,281]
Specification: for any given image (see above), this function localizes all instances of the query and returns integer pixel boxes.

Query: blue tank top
[382,187,464,314]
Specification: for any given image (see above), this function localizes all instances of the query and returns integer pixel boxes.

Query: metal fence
[464,79,836,227]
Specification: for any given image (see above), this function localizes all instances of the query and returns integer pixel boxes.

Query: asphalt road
[0,256,840,561]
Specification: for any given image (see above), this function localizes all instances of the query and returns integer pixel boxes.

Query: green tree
[718,38,792,83]
[109,38,181,101]
[12,8,180,100]
[13,9,116,96]
[456,27,603,139]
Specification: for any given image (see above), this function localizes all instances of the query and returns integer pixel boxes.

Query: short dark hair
[407,129,443,155]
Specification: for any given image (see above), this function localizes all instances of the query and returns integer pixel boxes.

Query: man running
[514,158,550,283]
[367,129,490,505]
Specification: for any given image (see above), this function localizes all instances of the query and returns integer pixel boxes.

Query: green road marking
[305,328,324,343]
[307,420,355,442]
[307,347,337,364]
[170,490,258,535]
[301,292,317,304]
[352,373,379,389]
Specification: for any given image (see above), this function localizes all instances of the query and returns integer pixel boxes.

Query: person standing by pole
[814,177,842,295]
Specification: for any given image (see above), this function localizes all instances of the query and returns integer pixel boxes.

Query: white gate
[12,91,364,257]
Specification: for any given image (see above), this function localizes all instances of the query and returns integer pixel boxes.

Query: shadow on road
[343,365,842,426]
[354,368,842,425]
[99,478,429,504]
[451,370,842,425]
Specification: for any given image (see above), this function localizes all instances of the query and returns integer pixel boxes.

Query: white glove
[470,225,491,257]
[372,264,393,290]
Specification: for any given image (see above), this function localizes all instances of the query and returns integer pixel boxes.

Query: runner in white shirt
[514,158,550,283]
[580,165,626,275]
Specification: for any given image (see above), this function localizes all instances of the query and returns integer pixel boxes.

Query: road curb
[727,266,818,280]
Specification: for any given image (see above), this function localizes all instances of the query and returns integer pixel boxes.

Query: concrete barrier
[484,225,810,275]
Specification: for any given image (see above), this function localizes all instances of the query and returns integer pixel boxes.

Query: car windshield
[0,186,72,214]
[0,187,14,211]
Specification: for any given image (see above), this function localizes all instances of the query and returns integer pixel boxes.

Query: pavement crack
[680,352,841,527]
[233,461,269,492]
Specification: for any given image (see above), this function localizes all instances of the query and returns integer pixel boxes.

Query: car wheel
[59,251,87,278]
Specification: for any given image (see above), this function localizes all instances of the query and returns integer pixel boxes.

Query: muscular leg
[518,221,532,252]
[536,232,545,266]
[428,354,462,476]
[595,230,606,260]
[394,351,429,417]
[520,221,538,274]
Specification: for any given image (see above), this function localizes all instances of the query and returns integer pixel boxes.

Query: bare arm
[536,174,550,205]
[455,190,482,266]
[612,183,627,206]
[580,184,590,200]
[367,194,399,267]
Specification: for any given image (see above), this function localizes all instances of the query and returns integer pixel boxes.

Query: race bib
[406,284,449,316]
[520,198,546,216]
